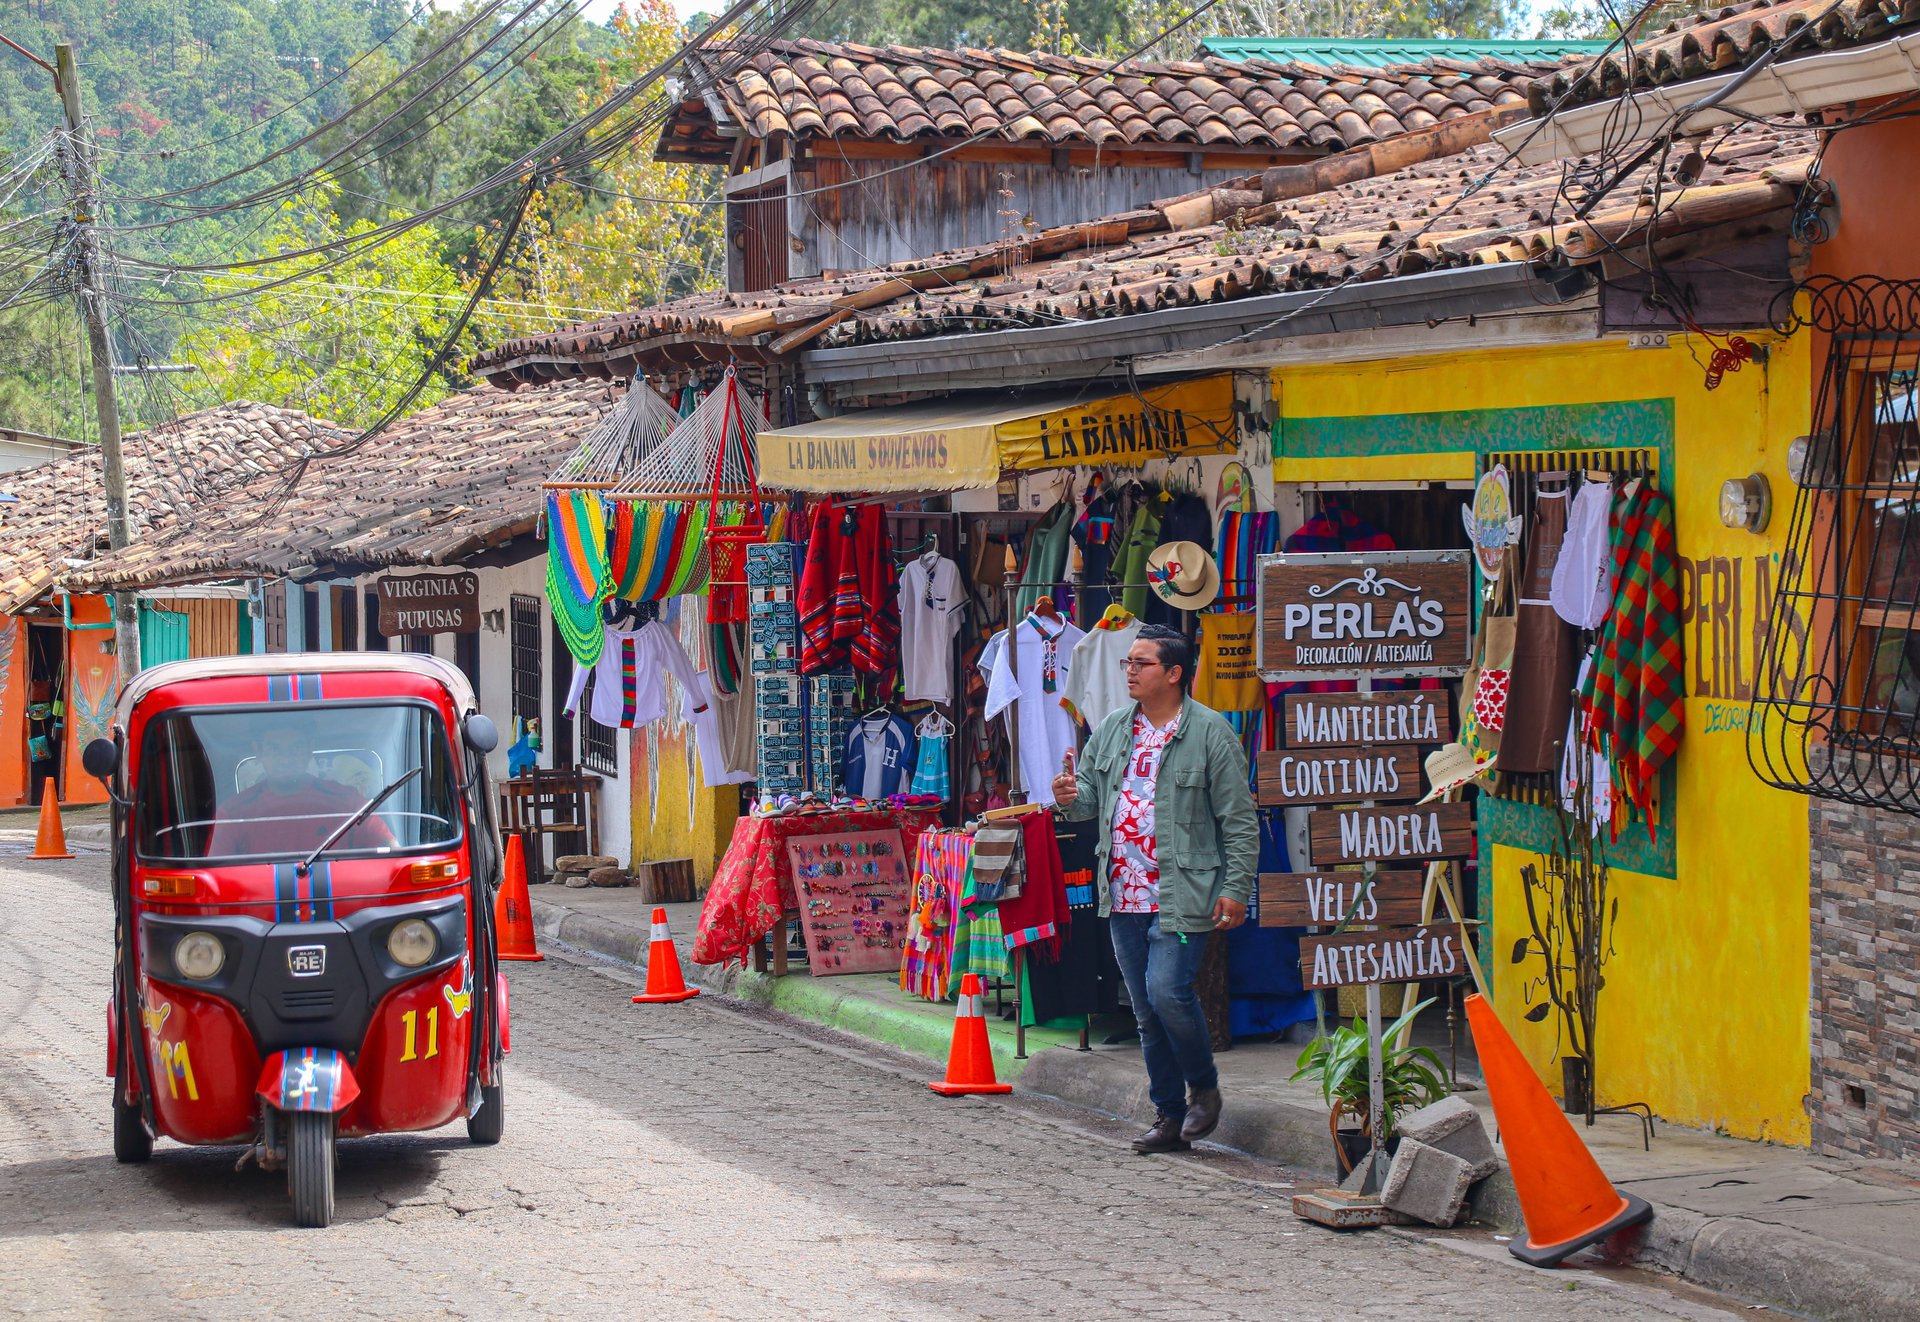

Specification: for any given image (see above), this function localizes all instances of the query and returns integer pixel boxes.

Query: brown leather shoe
[1180,1087,1222,1143]
[1131,1113,1192,1154]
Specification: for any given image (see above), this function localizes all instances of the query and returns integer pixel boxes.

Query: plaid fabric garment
[1579,484,1683,834]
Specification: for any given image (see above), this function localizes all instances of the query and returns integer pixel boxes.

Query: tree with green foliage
[175,183,469,429]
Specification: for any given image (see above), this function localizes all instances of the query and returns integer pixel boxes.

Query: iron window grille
[1750,276,1920,812]
[510,594,542,732]
[579,674,619,776]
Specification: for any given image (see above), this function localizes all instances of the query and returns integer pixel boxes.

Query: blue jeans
[1110,911,1217,1120]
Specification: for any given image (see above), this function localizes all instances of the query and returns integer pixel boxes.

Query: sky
[579,0,711,20]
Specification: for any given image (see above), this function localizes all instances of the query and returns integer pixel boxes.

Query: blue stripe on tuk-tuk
[310,860,333,922]
[274,863,298,923]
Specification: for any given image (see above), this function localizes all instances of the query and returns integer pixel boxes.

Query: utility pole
[54,42,140,676]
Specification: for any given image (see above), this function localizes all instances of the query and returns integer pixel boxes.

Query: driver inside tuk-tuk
[207,721,399,858]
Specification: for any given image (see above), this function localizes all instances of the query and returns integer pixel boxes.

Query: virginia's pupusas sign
[375,572,479,636]
[1257,550,1473,681]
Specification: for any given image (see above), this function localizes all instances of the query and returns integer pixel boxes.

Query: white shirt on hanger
[897,550,964,704]
[564,619,706,729]
[982,611,1086,807]
[1551,478,1615,629]
[1064,616,1143,730]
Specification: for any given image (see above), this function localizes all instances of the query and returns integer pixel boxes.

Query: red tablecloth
[693,806,943,967]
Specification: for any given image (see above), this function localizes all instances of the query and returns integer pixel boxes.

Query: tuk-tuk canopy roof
[116,652,479,726]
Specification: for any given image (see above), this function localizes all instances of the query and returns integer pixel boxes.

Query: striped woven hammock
[546,488,610,666]
[605,499,756,602]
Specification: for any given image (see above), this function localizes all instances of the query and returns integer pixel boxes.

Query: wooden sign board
[1307,802,1475,868]
[785,830,912,976]
[375,571,479,636]
[1256,550,1473,682]
[1259,870,1427,928]
[1257,746,1423,806]
[1284,690,1453,750]
[1300,923,1472,990]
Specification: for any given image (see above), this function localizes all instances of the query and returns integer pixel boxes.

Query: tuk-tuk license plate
[287,946,327,978]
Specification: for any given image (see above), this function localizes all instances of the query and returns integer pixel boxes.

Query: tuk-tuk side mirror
[463,714,500,754]
[82,738,119,781]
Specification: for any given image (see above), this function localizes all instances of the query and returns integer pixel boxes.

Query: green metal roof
[1197,37,1607,67]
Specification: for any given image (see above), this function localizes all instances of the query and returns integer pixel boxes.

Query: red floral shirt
[1109,712,1179,913]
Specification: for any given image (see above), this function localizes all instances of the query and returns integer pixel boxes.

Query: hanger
[859,704,891,723]
[1101,602,1135,626]
[892,532,936,561]
[1032,595,1061,621]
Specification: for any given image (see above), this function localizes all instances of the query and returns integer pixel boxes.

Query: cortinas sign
[1256,550,1473,682]
[375,572,479,636]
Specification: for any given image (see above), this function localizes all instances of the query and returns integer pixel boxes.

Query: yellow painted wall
[628,608,738,886]
[1271,335,1813,1143]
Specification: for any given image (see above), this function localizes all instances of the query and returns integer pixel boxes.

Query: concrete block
[1394,1095,1501,1181]
[1381,1138,1475,1227]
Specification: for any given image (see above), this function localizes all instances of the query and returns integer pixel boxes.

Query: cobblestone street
[1,851,1749,1321]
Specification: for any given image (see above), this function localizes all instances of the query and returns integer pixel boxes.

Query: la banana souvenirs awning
[755,376,1235,494]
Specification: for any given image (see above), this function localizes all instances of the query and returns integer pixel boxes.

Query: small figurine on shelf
[507,717,542,777]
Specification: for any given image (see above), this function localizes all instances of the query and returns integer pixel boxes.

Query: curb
[528,895,1029,1083]
[527,893,1920,1321]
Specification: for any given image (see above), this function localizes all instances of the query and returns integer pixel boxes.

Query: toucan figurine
[507,716,542,777]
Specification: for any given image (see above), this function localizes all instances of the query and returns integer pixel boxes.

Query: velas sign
[375,572,479,636]
[1256,549,1473,682]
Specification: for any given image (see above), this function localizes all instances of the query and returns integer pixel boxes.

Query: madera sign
[1256,549,1473,682]
[375,572,479,636]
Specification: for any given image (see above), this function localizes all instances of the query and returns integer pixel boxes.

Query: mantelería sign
[1255,550,1473,682]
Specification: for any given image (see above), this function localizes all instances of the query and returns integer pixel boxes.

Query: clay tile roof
[1532,0,1920,109]
[475,119,1815,393]
[0,402,342,614]
[66,381,619,594]
[653,39,1551,162]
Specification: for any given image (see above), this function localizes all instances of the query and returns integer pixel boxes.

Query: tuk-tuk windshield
[135,702,463,863]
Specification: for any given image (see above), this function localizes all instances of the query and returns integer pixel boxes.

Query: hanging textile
[606,499,717,602]
[546,488,610,666]
[902,830,968,1002]
[1579,482,1684,832]
[1499,485,1579,774]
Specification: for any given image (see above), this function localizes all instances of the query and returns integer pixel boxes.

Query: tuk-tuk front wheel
[112,1062,152,1165]
[286,1111,335,1228]
[467,1065,504,1146]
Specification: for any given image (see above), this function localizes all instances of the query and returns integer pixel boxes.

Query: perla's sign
[1256,550,1473,682]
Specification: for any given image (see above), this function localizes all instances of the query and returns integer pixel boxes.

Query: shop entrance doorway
[26,622,63,804]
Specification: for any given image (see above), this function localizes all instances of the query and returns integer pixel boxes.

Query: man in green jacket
[1053,624,1258,1153]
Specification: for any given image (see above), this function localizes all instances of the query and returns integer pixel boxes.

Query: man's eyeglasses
[1119,659,1161,673]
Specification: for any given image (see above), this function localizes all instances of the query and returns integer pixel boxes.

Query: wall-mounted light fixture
[482,608,506,634]
[1231,397,1278,441]
[1786,429,1835,486]
[1720,472,1772,533]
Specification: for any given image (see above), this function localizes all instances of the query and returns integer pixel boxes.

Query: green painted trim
[1199,37,1608,67]
[1274,398,1676,482]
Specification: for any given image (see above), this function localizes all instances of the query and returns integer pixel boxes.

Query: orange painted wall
[60,598,117,806]
[1810,114,1920,283]
[0,618,24,805]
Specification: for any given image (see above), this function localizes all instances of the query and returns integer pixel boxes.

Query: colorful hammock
[546,488,610,666]
[603,499,757,602]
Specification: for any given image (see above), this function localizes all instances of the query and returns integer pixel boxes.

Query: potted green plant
[1291,998,1451,1173]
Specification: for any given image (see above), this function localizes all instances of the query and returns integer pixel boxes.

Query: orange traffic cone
[929,973,1012,1097]
[28,792,73,861]
[1465,993,1651,1266]
[494,834,544,963]
[631,906,699,1003]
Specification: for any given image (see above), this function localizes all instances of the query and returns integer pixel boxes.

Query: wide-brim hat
[1144,541,1221,610]
[1419,741,1495,804]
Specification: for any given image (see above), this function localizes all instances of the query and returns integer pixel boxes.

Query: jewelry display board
[785,829,912,976]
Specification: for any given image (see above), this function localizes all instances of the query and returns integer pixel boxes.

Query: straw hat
[1143,541,1221,610]
[1419,742,1495,804]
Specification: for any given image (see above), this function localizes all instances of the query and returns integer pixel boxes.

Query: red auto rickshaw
[83,653,510,1227]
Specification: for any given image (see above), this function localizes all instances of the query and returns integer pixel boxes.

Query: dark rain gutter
[800,262,1593,398]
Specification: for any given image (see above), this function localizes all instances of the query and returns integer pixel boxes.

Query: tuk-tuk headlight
[174,932,225,980]
[387,919,438,968]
